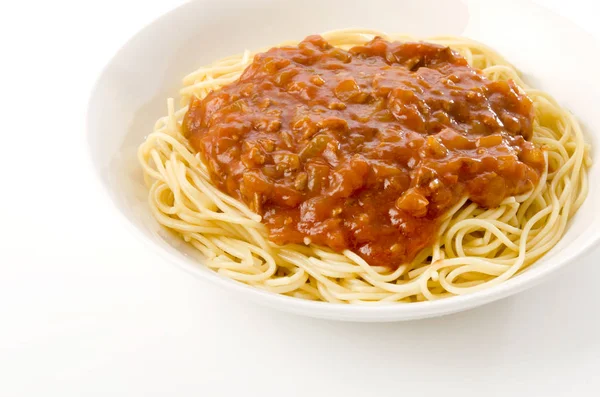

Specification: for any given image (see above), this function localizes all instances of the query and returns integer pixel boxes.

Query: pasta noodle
[138,29,590,303]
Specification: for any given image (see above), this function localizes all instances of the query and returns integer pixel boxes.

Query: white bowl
[87,0,600,321]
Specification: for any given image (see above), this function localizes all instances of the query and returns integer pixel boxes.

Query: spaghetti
[138,29,590,303]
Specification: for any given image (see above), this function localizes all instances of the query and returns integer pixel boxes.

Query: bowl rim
[85,0,600,321]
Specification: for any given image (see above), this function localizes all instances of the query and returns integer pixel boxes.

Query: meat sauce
[183,35,544,268]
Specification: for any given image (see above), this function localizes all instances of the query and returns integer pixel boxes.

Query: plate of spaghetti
[87,0,598,321]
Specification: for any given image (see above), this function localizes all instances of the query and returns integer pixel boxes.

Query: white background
[1,1,599,396]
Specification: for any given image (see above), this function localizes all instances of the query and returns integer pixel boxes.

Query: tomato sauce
[183,35,544,268]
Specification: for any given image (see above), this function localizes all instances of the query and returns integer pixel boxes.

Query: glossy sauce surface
[183,36,544,267]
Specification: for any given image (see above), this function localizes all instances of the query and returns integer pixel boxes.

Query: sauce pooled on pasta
[183,35,544,268]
